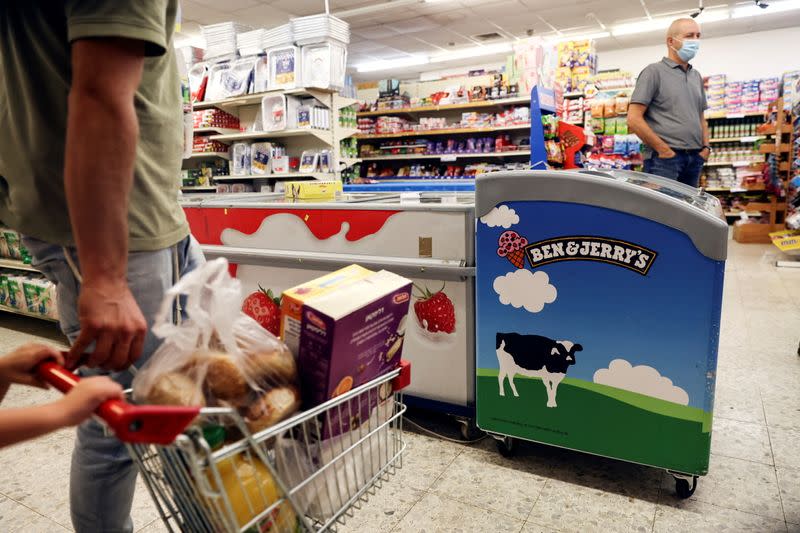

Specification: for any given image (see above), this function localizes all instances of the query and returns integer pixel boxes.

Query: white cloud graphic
[480,205,519,229]
[593,359,689,405]
[493,269,557,313]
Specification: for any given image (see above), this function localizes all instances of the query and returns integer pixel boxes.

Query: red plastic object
[557,121,588,169]
[36,361,201,445]
[392,359,411,392]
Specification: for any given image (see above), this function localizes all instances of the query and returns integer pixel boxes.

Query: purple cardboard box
[297,270,412,438]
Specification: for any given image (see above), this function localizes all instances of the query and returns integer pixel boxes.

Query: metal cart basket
[126,362,411,533]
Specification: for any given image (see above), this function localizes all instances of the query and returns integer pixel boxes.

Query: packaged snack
[231,142,251,176]
[133,259,300,436]
[0,271,7,306]
[280,266,411,437]
[250,142,273,175]
[5,275,24,310]
[615,96,630,115]
[603,99,617,118]
[2,229,21,259]
[604,117,617,135]
[22,278,55,317]
[615,117,629,135]
[590,99,605,118]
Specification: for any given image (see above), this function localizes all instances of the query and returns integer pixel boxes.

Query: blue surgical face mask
[672,38,700,62]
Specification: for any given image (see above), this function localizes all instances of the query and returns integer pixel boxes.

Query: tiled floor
[0,240,798,532]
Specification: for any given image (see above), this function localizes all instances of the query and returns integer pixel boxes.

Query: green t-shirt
[0,1,189,251]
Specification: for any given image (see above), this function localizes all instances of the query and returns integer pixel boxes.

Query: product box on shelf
[284,180,343,200]
[268,46,301,90]
[262,94,302,131]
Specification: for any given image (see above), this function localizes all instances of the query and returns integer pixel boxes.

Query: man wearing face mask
[628,18,710,187]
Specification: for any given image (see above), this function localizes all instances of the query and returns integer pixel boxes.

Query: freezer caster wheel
[495,436,516,458]
[674,475,698,499]
[456,418,482,441]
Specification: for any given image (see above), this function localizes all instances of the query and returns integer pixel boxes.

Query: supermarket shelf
[193,87,340,111]
[356,96,531,117]
[181,186,217,191]
[704,185,766,193]
[706,111,766,119]
[759,143,792,154]
[355,124,531,140]
[210,129,332,144]
[339,158,362,168]
[213,173,336,181]
[0,304,58,322]
[338,127,361,139]
[360,150,532,161]
[194,127,239,135]
[187,152,230,160]
[0,258,40,273]
[724,210,764,217]
[709,135,765,143]
[562,92,584,98]
[705,161,763,167]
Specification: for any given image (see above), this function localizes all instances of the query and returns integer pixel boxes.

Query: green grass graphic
[476,369,712,475]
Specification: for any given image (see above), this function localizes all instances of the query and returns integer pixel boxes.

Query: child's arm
[0,344,62,404]
[0,377,123,448]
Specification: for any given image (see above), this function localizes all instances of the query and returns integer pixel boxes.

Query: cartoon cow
[496,332,582,408]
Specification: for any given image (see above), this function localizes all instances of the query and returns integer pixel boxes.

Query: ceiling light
[694,9,730,22]
[552,31,611,42]
[611,17,673,36]
[356,56,430,73]
[335,0,420,18]
[731,0,800,18]
[428,42,513,63]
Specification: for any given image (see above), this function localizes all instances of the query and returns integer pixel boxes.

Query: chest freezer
[182,192,477,413]
[475,170,727,495]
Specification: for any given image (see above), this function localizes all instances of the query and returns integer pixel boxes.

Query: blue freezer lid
[476,169,728,261]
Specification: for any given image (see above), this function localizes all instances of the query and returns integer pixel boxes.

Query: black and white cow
[496,332,582,408]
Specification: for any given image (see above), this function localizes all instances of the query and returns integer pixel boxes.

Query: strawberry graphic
[242,286,281,336]
[413,283,456,334]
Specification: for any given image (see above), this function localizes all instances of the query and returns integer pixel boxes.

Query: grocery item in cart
[207,453,298,531]
[133,259,300,435]
[281,266,412,437]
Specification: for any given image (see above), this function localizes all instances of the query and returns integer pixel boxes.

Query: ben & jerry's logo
[524,236,657,275]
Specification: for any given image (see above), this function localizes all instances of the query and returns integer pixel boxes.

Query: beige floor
[0,240,798,532]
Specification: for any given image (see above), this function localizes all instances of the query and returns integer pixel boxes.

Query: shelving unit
[355,124,531,140]
[0,258,40,273]
[360,150,531,161]
[0,304,58,323]
[183,87,359,193]
[356,95,530,117]
[709,135,765,143]
[0,258,58,322]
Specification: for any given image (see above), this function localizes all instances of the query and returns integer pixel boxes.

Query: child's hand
[55,377,123,427]
[0,344,63,389]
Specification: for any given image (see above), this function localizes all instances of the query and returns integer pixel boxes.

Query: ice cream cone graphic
[497,230,528,269]
[506,249,525,269]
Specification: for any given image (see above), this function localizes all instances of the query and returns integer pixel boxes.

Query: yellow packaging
[769,229,800,252]
[284,180,343,200]
[280,265,373,355]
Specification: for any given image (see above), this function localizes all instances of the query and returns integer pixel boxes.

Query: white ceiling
[178,0,800,80]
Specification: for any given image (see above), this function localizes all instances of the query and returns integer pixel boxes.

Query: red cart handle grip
[36,361,200,445]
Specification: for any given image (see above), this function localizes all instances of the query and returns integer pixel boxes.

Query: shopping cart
[38,360,412,533]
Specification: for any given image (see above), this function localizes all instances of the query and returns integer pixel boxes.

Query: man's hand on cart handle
[68,280,147,372]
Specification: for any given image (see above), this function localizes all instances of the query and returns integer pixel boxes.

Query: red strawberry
[242,286,281,336]
[413,283,456,334]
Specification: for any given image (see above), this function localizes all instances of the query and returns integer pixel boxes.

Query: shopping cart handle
[392,359,411,392]
[36,361,200,445]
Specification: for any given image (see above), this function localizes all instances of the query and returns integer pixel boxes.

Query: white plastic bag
[133,259,300,433]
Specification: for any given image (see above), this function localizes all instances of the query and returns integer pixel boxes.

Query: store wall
[599,27,800,79]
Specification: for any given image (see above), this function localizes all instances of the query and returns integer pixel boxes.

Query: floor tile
[431,446,550,520]
[392,432,462,492]
[777,466,800,525]
[713,384,766,425]
[653,500,787,533]
[337,479,423,533]
[0,495,68,533]
[135,518,169,533]
[392,491,524,533]
[527,452,660,533]
[769,426,800,470]
[660,455,784,520]
[762,388,800,430]
[521,521,560,533]
[711,417,773,465]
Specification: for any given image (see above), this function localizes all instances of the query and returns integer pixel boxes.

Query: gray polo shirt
[631,57,707,155]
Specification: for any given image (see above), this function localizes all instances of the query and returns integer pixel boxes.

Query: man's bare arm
[64,38,148,371]
[700,113,711,160]
[628,103,676,158]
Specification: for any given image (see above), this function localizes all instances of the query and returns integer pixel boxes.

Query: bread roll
[146,372,205,407]
[243,345,297,386]
[201,351,250,403]
[245,386,300,434]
